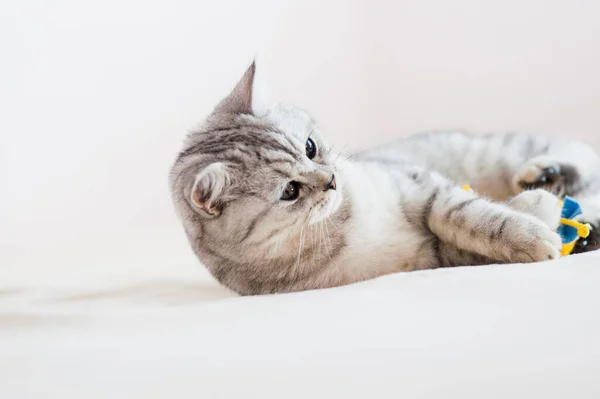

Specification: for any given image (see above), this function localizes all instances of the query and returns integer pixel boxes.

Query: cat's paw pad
[503,216,562,263]
[508,189,562,230]
[513,159,564,193]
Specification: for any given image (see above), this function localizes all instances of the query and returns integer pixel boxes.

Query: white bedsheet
[2,248,599,399]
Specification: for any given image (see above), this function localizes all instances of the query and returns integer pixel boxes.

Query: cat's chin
[308,190,343,226]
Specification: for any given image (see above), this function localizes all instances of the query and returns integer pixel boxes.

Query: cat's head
[170,63,345,265]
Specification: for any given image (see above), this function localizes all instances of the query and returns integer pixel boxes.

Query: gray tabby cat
[170,63,600,295]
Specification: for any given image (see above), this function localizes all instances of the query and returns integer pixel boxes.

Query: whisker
[327,214,341,231]
[338,153,358,166]
[334,144,349,164]
[323,219,333,260]
[318,218,325,258]
[294,212,311,270]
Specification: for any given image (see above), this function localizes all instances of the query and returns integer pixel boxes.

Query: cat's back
[354,131,550,189]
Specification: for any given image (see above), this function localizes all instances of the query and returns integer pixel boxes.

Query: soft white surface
[2,252,600,398]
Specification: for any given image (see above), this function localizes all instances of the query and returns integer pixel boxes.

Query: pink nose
[325,174,336,191]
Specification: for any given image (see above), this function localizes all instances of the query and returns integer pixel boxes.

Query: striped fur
[170,64,600,295]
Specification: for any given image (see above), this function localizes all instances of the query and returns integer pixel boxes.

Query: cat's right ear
[189,163,230,217]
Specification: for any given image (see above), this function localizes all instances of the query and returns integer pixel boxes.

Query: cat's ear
[213,60,270,116]
[190,163,230,217]
[213,62,257,116]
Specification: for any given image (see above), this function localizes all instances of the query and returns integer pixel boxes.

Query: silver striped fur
[170,64,600,295]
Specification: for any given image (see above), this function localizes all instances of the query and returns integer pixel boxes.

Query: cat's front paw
[513,158,579,197]
[508,189,562,231]
[501,215,562,263]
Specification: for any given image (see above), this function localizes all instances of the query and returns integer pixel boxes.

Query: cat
[170,63,600,295]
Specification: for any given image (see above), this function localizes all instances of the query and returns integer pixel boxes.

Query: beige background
[2,0,600,273]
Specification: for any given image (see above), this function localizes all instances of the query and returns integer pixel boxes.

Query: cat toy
[558,196,591,256]
[462,185,590,256]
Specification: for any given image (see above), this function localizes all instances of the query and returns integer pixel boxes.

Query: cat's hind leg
[512,140,600,198]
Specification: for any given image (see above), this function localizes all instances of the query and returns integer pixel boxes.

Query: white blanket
[2,248,600,399]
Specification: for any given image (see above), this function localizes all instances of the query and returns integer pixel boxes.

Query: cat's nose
[324,174,336,191]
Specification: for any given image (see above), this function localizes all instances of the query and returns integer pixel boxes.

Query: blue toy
[559,196,591,256]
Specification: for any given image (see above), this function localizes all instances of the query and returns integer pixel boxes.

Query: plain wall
[2,0,600,273]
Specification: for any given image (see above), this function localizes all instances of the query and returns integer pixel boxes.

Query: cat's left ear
[214,62,255,115]
[213,60,270,116]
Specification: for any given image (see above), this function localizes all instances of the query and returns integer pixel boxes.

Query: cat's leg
[512,139,600,198]
[433,189,564,267]
[403,168,563,265]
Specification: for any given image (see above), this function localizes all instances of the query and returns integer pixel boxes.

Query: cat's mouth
[308,190,342,225]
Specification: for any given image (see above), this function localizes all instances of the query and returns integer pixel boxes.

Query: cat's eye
[281,181,300,201]
[306,138,317,159]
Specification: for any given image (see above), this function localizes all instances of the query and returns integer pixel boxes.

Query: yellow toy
[462,185,590,256]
